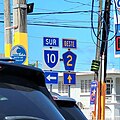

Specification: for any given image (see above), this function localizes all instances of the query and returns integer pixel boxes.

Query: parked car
[50,92,88,120]
[0,61,65,120]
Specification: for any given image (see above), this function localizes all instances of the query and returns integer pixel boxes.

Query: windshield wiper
[4,116,44,120]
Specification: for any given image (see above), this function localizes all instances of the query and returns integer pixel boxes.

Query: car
[0,61,65,120]
[50,92,88,120]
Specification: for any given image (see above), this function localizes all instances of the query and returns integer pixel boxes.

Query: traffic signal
[91,60,100,72]
[115,36,120,51]
[27,3,34,14]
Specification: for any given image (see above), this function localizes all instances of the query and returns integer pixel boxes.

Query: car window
[0,76,64,120]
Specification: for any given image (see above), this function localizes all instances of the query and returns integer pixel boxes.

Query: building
[46,69,120,120]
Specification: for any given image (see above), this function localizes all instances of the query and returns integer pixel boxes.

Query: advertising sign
[10,45,26,64]
[90,81,97,111]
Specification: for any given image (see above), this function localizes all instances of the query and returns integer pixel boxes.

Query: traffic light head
[115,36,120,51]
[27,3,34,14]
[91,60,100,72]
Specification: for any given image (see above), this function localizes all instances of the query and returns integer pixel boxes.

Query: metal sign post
[50,84,52,92]
[62,38,77,97]
[68,85,71,97]
[43,37,59,92]
[63,72,76,97]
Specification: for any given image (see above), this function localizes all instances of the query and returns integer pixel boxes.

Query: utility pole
[96,0,103,120]
[98,0,111,120]
[35,60,38,68]
[13,0,28,65]
[4,0,12,57]
[13,0,27,33]
[95,0,102,61]
[92,0,102,119]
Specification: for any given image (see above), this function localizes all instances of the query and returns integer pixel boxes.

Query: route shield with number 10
[43,49,60,70]
[62,51,77,71]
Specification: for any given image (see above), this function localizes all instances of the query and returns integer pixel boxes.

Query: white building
[46,69,120,120]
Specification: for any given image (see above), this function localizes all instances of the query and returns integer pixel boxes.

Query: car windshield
[0,75,64,120]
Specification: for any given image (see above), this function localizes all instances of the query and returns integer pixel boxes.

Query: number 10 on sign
[43,49,60,70]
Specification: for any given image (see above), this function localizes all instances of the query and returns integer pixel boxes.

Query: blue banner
[90,81,97,105]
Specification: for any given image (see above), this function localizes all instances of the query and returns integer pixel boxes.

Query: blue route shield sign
[117,0,120,8]
[10,45,26,64]
[62,51,77,71]
[43,49,59,70]
[115,24,120,36]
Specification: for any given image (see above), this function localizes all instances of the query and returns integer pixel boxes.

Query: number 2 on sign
[67,55,72,66]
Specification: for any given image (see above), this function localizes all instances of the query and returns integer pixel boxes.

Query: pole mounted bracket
[13,4,27,9]
[5,25,18,30]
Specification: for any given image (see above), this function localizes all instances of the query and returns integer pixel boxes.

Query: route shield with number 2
[43,49,60,70]
[62,50,77,71]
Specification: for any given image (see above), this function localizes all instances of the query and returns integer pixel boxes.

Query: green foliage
[28,63,35,67]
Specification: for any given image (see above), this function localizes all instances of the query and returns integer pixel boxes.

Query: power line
[63,0,95,7]
[28,23,98,29]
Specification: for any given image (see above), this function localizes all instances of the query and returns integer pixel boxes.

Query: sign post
[62,38,77,97]
[43,37,59,92]
[64,72,76,97]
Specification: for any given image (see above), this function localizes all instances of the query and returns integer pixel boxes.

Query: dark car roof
[0,62,65,120]
[0,62,46,87]
[50,92,76,102]
[50,92,88,120]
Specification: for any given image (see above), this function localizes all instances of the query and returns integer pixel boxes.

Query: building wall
[46,71,120,119]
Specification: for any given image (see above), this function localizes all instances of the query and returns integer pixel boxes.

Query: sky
[0,0,120,72]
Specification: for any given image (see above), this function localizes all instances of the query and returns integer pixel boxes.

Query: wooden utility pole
[13,0,28,65]
[4,0,12,57]
[13,0,27,33]
[95,0,102,61]
[92,0,102,119]
[98,0,111,119]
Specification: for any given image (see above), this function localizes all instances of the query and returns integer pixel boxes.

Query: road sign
[116,0,120,9]
[43,37,59,47]
[64,72,76,85]
[62,39,77,48]
[44,71,58,84]
[10,45,26,64]
[62,51,77,71]
[115,24,120,36]
[90,81,97,111]
[43,48,60,70]
[115,36,120,57]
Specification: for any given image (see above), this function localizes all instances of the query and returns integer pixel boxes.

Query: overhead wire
[28,23,97,29]
[91,0,118,43]
[28,10,92,15]
[63,0,96,7]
